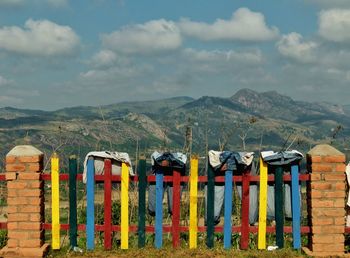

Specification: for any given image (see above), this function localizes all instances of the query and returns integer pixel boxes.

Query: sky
[0,0,350,110]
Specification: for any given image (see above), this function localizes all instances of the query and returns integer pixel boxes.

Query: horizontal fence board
[39,174,310,182]
[41,223,312,234]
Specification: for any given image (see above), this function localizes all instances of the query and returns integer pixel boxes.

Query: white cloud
[102,19,182,54]
[90,50,119,68]
[0,19,80,56]
[319,9,350,42]
[182,48,262,65]
[277,33,318,63]
[0,75,11,87]
[178,8,279,41]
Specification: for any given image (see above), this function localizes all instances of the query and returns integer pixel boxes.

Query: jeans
[204,183,258,225]
[148,182,183,216]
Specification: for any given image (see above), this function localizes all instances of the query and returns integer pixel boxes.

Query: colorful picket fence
[43,155,311,251]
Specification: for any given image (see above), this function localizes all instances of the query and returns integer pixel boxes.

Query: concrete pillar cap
[6,145,43,157]
[307,144,344,156]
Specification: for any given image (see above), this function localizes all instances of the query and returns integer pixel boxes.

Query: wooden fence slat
[206,162,215,248]
[189,157,198,249]
[275,166,284,248]
[258,158,268,249]
[138,158,147,248]
[172,170,181,248]
[240,169,250,250]
[291,165,301,249]
[51,153,60,250]
[104,159,112,250]
[69,156,77,248]
[155,169,163,248]
[224,169,233,249]
[121,163,129,249]
[86,158,95,250]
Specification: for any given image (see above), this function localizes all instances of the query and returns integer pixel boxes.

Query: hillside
[0,90,349,169]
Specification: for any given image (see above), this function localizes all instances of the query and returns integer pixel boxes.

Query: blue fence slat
[291,165,301,249]
[86,158,95,250]
[224,170,233,249]
[155,169,163,249]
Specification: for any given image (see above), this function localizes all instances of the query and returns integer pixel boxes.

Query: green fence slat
[275,166,284,248]
[206,162,215,248]
[69,155,78,248]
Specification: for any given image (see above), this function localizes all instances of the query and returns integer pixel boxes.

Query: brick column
[0,145,49,258]
[303,144,346,257]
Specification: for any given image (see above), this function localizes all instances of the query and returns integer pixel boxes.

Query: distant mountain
[0,89,349,170]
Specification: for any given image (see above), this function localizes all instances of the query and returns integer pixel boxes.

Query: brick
[310,174,322,180]
[333,199,345,208]
[335,164,346,172]
[7,181,28,189]
[311,164,333,172]
[29,230,44,239]
[8,231,29,239]
[6,163,26,172]
[17,189,42,197]
[311,182,332,190]
[334,182,346,190]
[19,239,42,248]
[7,197,31,205]
[19,245,49,257]
[18,155,42,163]
[311,243,324,252]
[310,190,322,198]
[18,173,41,180]
[6,155,18,164]
[7,213,29,222]
[312,234,334,244]
[7,239,18,248]
[333,234,344,242]
[312,217,333,225]
[30,213,42,222]
[322,225,344,234]
[324,174,344,181]
[25,197,42,205]
[321,244,344,252]
[7,206,17,213]
[323,191,346,198]
[323,155,346,163]
[19,205,43,213]
[18,222,41,230]
[311,199,334,208]
[309,155,322,163]
[7,188,17,197]
[5,172,17,181]
[27,163,42,172]
[322,209,345,217]
[30,181,44,188]
[7,222,18,230]
[334,217,345,225]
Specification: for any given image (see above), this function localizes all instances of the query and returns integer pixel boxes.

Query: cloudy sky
[0,0,350,110]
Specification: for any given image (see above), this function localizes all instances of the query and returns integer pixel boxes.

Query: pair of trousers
[204,183,258,225]
[148,183,183,216]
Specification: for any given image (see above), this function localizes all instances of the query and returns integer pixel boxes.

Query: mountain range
[0,89,349,169]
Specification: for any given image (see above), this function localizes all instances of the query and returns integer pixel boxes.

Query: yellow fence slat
[121,163,129,249]
[189,156,198,249]
[258,158,268,249]
[51,153,60,250]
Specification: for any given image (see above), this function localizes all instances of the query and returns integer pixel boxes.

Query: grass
[47,246,306,258]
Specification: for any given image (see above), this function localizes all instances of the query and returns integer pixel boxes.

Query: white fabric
[83,151,134,183]
[260,150,304,159]
[208,150,254,168]
[346,162,350,207]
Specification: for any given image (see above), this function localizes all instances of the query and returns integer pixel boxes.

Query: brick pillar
[0,145,49,258]
[303,144,346,257]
